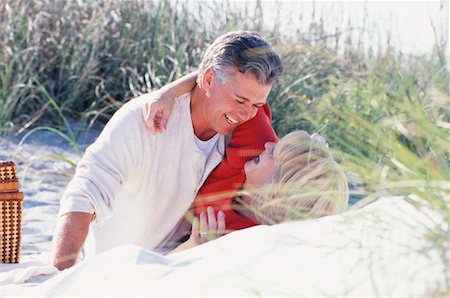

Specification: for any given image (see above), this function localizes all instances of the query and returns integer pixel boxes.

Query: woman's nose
[265,142,276,151]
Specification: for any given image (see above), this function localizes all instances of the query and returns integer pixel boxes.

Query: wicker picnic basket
[0,161,23,263]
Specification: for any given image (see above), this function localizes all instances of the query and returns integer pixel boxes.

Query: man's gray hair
[197,31,283,87]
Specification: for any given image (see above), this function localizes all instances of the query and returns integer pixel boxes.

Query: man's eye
[235,99,245,104]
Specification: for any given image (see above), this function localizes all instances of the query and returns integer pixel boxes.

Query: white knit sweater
[58,92,225,256]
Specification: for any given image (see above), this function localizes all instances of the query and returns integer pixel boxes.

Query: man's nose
[238,106,256,122]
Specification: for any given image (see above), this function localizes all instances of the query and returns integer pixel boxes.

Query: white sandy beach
[0,129,100,259]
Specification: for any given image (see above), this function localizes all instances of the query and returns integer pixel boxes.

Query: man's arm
[53,96,147,270]
[52,212,93,270]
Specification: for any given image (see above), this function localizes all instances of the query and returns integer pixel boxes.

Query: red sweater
[195,104,278,232]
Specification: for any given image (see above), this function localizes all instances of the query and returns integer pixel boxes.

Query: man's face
[202,68,272,137]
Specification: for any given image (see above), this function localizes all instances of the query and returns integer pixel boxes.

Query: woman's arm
[170,207,226,254]
[143,71,198,134]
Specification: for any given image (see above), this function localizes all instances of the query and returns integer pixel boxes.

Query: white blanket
[2,197,446,297]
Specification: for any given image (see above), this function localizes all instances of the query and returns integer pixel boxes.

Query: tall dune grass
[1,0,204,132]
[1,0,447,133]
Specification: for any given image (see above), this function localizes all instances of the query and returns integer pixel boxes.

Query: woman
[170,130,349,252]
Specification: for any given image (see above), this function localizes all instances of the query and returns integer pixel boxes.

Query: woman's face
[244,141,277,187]
[244,130,311,188]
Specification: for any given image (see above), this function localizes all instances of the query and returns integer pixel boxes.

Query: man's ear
[202,67,214,93]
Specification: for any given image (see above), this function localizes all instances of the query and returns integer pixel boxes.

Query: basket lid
[0,161,18,182]
[0,161,20,193]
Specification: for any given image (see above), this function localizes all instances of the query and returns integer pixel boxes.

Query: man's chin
[218,126,237,136]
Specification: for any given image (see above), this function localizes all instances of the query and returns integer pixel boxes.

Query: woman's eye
[235,99,245,104]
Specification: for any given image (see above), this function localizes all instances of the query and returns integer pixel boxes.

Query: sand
[0,128,100,259]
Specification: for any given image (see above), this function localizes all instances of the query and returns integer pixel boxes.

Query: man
[52,31,283,270]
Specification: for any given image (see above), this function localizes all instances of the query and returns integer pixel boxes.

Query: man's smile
[224,113,238,124]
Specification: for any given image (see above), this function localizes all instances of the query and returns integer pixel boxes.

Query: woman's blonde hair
[247,131,349,225]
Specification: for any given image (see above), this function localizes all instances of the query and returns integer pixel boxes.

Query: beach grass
[1,0,449,294]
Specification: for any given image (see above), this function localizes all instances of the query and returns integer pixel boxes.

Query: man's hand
[170,206,226,253]
[52,212,93,271]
